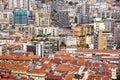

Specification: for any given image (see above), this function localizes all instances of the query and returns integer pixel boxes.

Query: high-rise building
[28,11,35,24]
[14,9,28,25]
[0,43,7,55]
[98,31,114,49]
[34,10,50,27]
[50,0,69,28]
[52,10,70,27]
[36,42,44,58]
[29,0,35,10]
[8,0,29,10]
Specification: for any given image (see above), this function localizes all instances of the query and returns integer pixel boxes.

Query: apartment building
[34,9,50,27]
[28,11,35,24]
[8,0,29,10]
[85,34,94,49]
[0,43,7,55]
[35,27,59,37]
[73,25,93,36]
[7,44,22,54]
[0,51,116,80]
[74,49,120,64]
[0,38,15,44]
[98,31,114,49]
[14,9,28,25]
[94,18,105,32]
[52,10,70,28]
[98,10,120,19]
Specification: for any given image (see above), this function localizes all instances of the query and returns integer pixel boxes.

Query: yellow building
[34,10,50,27]
[27,33,33,40]
[98,31,107,49]
[74,25,81,36]
[74,25,93,37]
[0,0,3,4]
[34,9,39,27]
[98,31,113,49]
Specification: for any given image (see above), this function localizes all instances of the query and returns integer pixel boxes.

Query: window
[3,14,7,18]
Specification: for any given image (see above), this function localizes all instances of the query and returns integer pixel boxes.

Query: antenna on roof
[99,64,104,73]
[35,65,42,69]
[54,71,62,76]
[16,74,21,80]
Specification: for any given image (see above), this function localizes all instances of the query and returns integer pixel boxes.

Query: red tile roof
[55,65,73,72]
[65,73,74,80]
[28,68,45,75]
[7,44,20,49]
[75,49,120,53]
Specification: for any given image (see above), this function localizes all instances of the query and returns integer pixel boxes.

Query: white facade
[85,35,94,49]
[8,0,29,10]
[35,27,59,37]
[0,39,15,44]
[66,47,77,53]
[94,18,105,32]
[36,42,44,58]
[0,11,13,24]
[29,0,35,10]
[66,36,77,46]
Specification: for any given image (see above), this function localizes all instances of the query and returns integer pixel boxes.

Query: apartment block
[98,31,114,49]
[14,9,28,25]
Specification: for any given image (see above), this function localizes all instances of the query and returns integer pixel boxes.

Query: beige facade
[98,31,107,49]
[98,31,113,49]
[0,46,2,55]
[34,10,50,27]
[94,18,105,31]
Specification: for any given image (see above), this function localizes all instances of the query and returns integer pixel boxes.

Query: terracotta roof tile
[55,65,73,72]
[77,60,86,66]
[7,44,20,49]
[75,49,120,53]
[65,73,74,80]
[28,68,45,75]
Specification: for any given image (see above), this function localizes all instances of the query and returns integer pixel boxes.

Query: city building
[36,42,44,58]
[0,43,7,55]
[14,9,28,25]
[7,44,21,54]
[94,18,105,32]
[73,24,93,36]
[98,31,114,49]
[0,0,119,80]
[35,10,50,27]
[28,11,35,24]
[8,0,29,10]
[35,27,59,37]
[66,36,77,46]
[0,37,15,44]
[85,34,94,49]
[52,10,70,28]
[0,50,117,80]
[0,11,13,29]
[74,49,120,64]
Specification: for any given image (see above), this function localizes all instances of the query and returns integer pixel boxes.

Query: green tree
[84,44,89,48]
[59,34,65,37]
[116,0,120,2]
[74,2,79,5]
[41,0,45,3]
[68,1,74,6]
[60,42,66,48]
[117,41,120,47]
[45,38,49,41]
[117,74,120,80]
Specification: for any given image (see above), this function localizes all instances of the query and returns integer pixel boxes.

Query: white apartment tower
[36,42,44,58]
[8,0,31,10]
